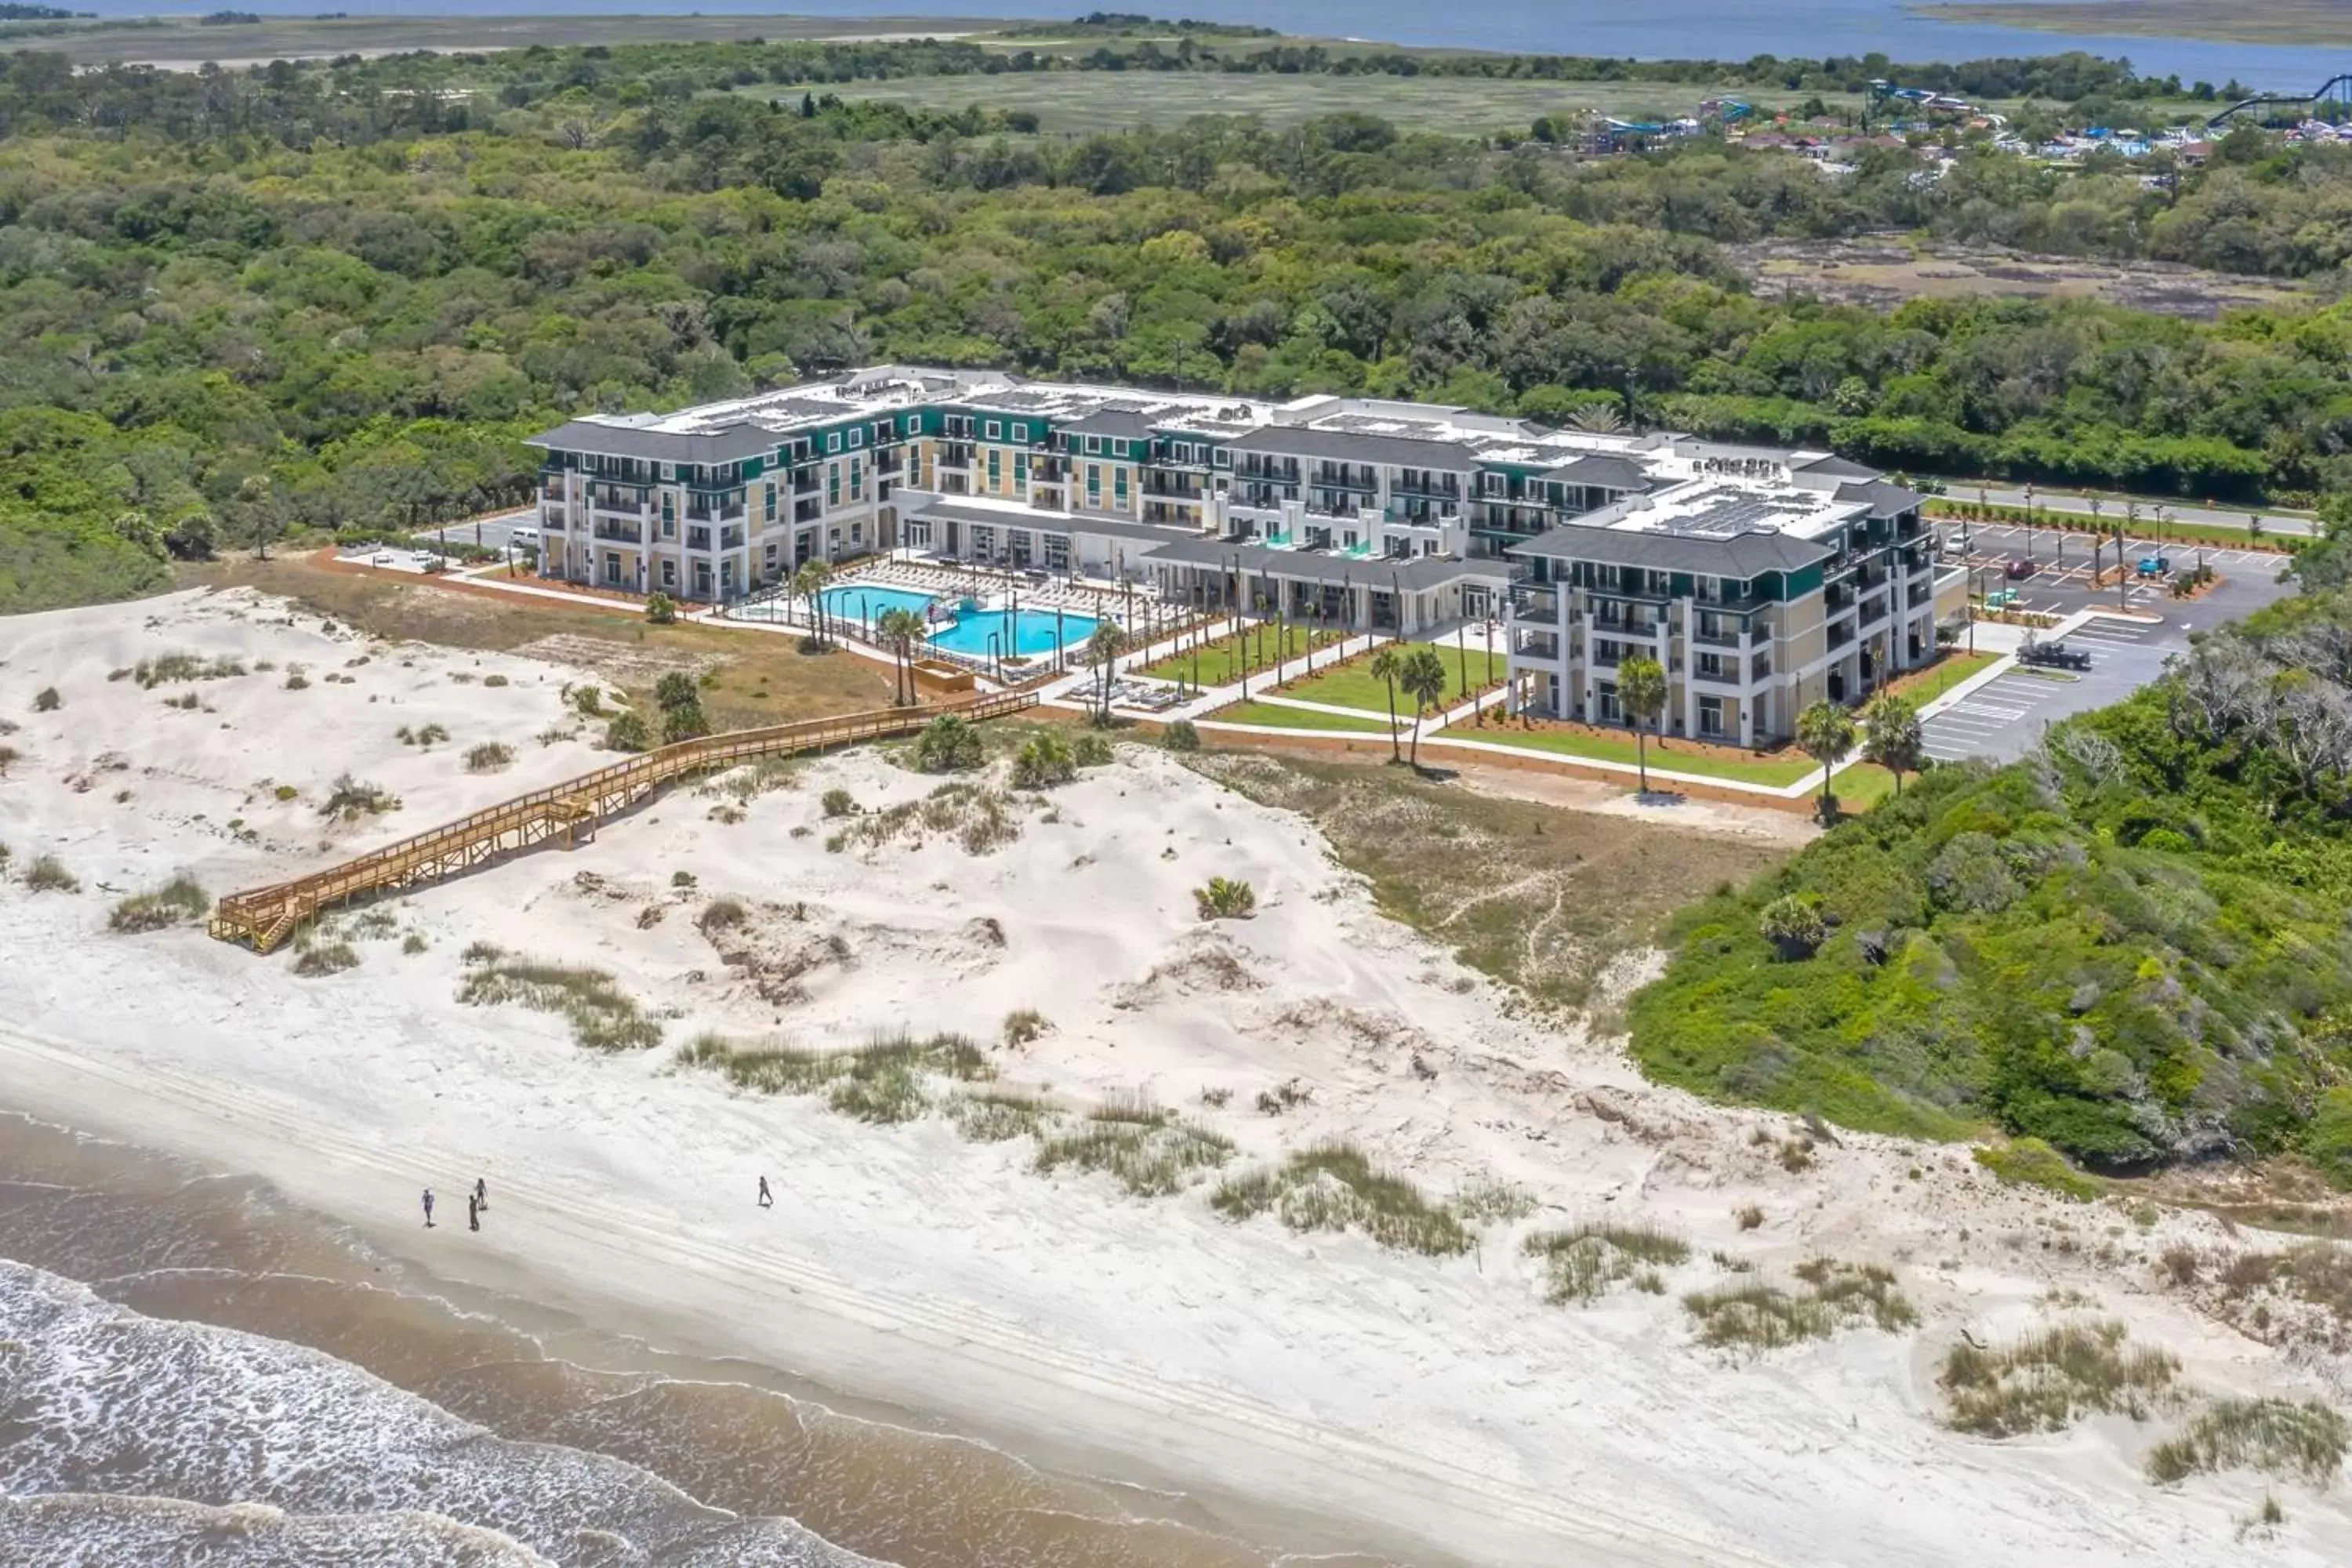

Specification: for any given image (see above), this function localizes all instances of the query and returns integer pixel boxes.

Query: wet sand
[0,1109,1396,1568]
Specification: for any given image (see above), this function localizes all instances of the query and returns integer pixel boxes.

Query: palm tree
[1368,643,1404,764]
[1398,644,1447,769]
[1796,699,1857,825]
[876,606,925,704]
[1085,619,1128,723]
[791,560,833,648]
[1859,691,1925,797]
[1616,655,1668,795]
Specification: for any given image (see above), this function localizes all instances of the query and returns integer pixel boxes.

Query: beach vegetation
[1526,1222,1692,1305]
[1001,1007,1049,1047]
[33,686,59,712]
[318,773,399,819]
[459,955,662,1051]
[1684,1258,1915,1355]
[23,854,78,893]
[696,896,747,935]
[948,1087,1058,1143]
[1192,876,1257,920]
[1449,1175,1537,1225]
[0,746,18,775]
[603,711,652,752]
[1011,731,1076,789]
[464,742,514,772]
[2147,1398,2349,1487]
[1939,1319,2180,1436]
[1632,583,2352,1177]
[402,933,428,954]
[1211,1141,1470,1256]
[911,713,985,773]
[827,779,1021,855]
[292,940,361,976]
[107,873,209,932]
[645,591,678,626]
[1162,718,1200,753]
[821,787,858,817]
[133,653,245,689]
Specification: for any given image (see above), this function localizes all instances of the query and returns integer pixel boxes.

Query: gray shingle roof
[528,419,775,466]
[1835,480,1927,517]
[1225,425,1478,470]
[1506,521,1832,576]
[1539,455,1652,492]
[909,501,1201,549]
[1055,407,1158,440]
[1796,453,1881,480]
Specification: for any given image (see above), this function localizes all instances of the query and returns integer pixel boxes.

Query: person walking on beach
[468,1192,481,1233]
[474,1176,488,1213]
[422,1188,435,1229]
[757,1174,772,1208]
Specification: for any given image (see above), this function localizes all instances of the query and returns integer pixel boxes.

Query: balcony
[592,522,643,545]
[1392,474,1461,499]
[794,499,822,524]
[938,444,975,469]
[687,528,711,552]
[1310,466,1377,493]
[1688,624,1759,650]
[1859,594,1890,626]
[1510,584,1561,621]
[1235,460,1299,484]
[1513,626,1562,659]
[540,509,567,532]
[1827,619,1857,651]
[720,527,746,550]
[792,471,820,495]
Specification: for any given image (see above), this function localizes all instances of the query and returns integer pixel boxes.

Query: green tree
[1859,691,1925,796]
[1368,643,1404,764]
[1086,619,1129,724]
[1796,699,1857,824]
[876,605,927,704]
[1398,644,1448,769]
[792,560,833,648]
[1615,655,1668,794]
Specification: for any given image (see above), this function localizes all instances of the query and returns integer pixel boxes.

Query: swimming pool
[815,584,1098,661]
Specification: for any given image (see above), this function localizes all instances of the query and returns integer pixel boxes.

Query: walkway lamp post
[985,630,1001,684]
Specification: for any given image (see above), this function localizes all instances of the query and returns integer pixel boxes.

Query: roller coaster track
[208,691,1038,953]
[2208,73,2352,129]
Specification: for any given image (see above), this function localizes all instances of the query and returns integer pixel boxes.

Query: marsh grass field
[1922,0,2352,48]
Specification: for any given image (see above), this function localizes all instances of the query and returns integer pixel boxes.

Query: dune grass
[1526,1222,1691,1305]
[458,953,662,1051]
[947,1087,1058,1143]
[1034,1101,1235,1196]
[2147,1397,2350,1486]
[132,652,245,688]
[107,873,209,932]
[674,1030,992,1119]
[1684,1257,1917,1354]
[1210,1140,1471,1256]
[1939,1319,2180,1437]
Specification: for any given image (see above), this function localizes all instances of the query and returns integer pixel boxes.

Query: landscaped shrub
[911,713,984,772]
[1162,718,1201,752]
[645,591,679,625]
[1011,731,1075,789]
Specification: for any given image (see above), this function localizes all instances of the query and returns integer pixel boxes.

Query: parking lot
[1921,618,2177,764]
[1939,522,2287,620]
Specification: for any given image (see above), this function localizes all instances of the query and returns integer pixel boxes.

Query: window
[1044,535,1069,571]
[1085,436,1102,455]
[987,449,1001,490]
[850,456,862,502]
[661,463,675,481]
[902,413,920,437]
[985,420,1001,440]
[971,524,996,558]
[1212,448,1231,469]
[661,560,677,589]
[1113,468,1128,509]
[1699,697,1725,737]
[851,520,863,545]
[848,429,862,448]
[1011,422,1028,441]
[764,542,778,568]
[826,433,841,454]
[764,485,776,524]
[1086,464,1102,507]
[828,465,840,507]
[1014,452,1028,485]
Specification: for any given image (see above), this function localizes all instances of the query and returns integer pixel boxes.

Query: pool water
[816,584,1098,660]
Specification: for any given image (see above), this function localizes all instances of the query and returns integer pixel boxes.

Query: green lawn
[1275,644,1504,716]
[1437,722,1820,788]
[1210,701,1399,734]
[1884,649,1999,705]
[1138,626,1346,689]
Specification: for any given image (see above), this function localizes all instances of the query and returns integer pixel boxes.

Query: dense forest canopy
[1632,531,2352,1184]
[3,36,2352,613]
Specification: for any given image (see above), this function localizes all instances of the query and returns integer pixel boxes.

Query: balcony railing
[1510,585,1560,620]
[593,523,643,544]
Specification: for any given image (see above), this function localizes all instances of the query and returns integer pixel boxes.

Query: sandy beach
[2,586,2347,1566]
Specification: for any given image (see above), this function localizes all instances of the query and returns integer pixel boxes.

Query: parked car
[2018,637,2091,670]
[2136,554,2172,578]
[2004,557,2034,580]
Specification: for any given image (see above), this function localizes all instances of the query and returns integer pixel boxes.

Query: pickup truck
[2136,554,2172,578]
[2017,637,2091,671]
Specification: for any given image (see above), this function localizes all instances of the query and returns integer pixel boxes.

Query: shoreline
[0,1024,1548,1568]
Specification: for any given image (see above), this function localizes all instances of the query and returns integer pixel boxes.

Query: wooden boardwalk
[209,692,1037,953]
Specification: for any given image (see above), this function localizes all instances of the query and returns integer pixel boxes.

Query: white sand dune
[1,588,2346,1566]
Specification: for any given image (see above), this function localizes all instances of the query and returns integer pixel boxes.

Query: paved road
[1932,482,2314,539]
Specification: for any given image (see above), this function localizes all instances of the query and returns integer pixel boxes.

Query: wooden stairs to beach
[208,692,1038,953]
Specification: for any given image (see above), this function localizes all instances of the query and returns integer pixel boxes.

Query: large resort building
[528,367,1966,745]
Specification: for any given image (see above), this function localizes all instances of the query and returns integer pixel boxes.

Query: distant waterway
[64,0,2336,91]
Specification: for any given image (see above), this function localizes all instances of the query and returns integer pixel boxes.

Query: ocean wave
[0,1260,888,1567]
[0,1494,558,1568]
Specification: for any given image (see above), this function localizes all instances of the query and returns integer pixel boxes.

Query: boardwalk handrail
[210,691,1036,950]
